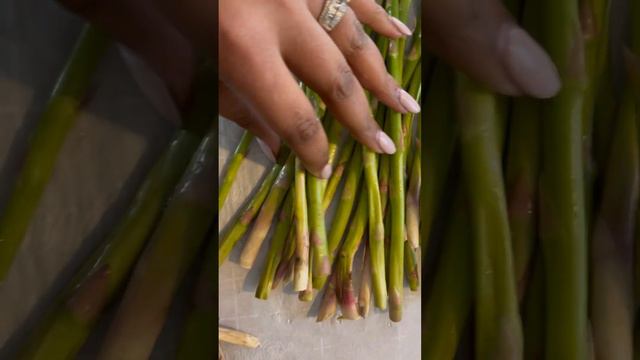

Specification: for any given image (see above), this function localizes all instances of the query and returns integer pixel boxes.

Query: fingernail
[256,138,276,163]
[397,89,421,113]
[376,130,396,154]
[320,164,332,179]
[389,16,412,36]
[501,26,562,98]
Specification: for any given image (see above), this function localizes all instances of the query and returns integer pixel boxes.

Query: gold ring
[318,0,348,32]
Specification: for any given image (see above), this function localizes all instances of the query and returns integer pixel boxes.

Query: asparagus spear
[406,119,421,251]
[293,157,310,291]
[307,171,330,289]
[98,128,217,360]
[239,155,294,269]
[219,131,253,211]
[19,66,215,360]
[177,241,216,360]
[538,0,589,357]
[421,64,457,247]
[322,138,355,210]
[423,190,472,360]
[255,193,293,300]
[455,74,522,358]
[0,26,110,280]
[387,0,407,323]
[335,191,367,320]
[357,242,372,318]
[589,60,640,360]
[218,149,289,265]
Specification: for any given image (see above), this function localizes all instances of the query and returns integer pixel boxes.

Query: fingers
[280,8,397,157]
[219,82,281,157]
[220,48,331,177]
[423,0,560,98]
[328,9,420,114]
[56,0,195,106]
[348,0,412,38]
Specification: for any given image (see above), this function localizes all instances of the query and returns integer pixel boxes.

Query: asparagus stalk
[218,149,289,265]
[272,228,296,290]
[255,193,293,300]
[387,0,406,323]
[98,128,217,360]
[322,138,355,210]
[177,241,216,360]
[0,26,110,280]
[423,190,472,360]
[19,67,215,359]
[538,0,589,357]
[299,252,314,301]
[307,171,330,289]
[219,131,253,211]
[218,327,260,348]
[421,64,457,247]
[455,74,522,358]
[402,26,421,89]
[317,272,338,321]
[326,147,363,260]
[522,254,545,360]
[406,119,421,250]
[239,155,294,269]
[589,68,640,360]
[335,191,368,320]
[293,157,310,291]
[357,242,372,318]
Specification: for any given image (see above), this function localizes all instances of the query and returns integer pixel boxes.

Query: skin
[56,0,561,176]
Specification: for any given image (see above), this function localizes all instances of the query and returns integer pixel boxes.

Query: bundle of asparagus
[218,0,421,322]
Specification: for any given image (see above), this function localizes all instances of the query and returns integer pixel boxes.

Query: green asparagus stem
[177,241,216,360]
[0,26,110,280]
[522,254,545,360]
[406,120,421,250]
[255,193,293,300]
[218,150,289,265]
[421,64,457,247]
[538,0,589,357]
[589,71,639,360]
[387,0,406,323]
[97,129,217,360]
[219,131,253,211]
[299,252,314,301]
[456,74,522,358]
[357,242,372,318]
[273,227,296,290]
[362,144,387,310]
[307,173,330,289]
[403,64,422,178]
[317,273,338,321]
[322,138,355,210]
[239,155,294,269]
[326,148,363,260]
[19,67,214,359]
[293,157,310,291]
[403,241,419,292]
[402,28,422,89]
[335,191,367,320]
[423,191,472,360]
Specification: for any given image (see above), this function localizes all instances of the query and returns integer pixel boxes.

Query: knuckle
[291,111,322,143]
[348,19,368,54]
[372,5,388,20]
[330,63,356,102]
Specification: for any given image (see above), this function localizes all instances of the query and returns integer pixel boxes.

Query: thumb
[423,0,561,98]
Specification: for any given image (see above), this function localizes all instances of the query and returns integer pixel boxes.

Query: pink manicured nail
[389,16,412,36]
[376,130,397,154]
[398,89,421,113]
[319,164,333,179]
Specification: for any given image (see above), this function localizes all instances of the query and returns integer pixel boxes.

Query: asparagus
[293,157,310,291]
[317,272,338,321]
[218,149,289,265]
[455,74,522,358]
[402,25,421,89]
[335,190,368,319]
[326,147,363,260]
[589,64,640,360]
[19,66,215,359]
[177,241,216,360]
[538,0,589,357]
[218,327,260,348]
[255,193,293,300]
[406,119,421,251]
[239,155,294,269]
[0,26,110,280]
[421,64,457,247]
[522,254,545,360]
[357,242,372,318]
[98,129,217,360]
[322,138,355,210]
[219,131,253,211]
[307,170,330,289]
[272,228,296,290]
[387,0,407,323]
[423,191,472,360]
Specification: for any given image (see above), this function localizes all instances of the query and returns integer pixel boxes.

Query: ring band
[318,0,348,32]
